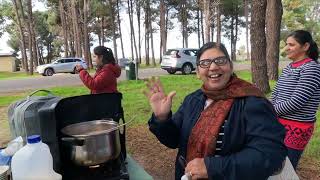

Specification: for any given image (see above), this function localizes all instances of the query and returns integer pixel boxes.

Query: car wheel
[45,68,54,76]
[167,69,176,74]
[182,63,192,75]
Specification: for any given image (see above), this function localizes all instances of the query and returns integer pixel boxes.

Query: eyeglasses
[197,56,229,68]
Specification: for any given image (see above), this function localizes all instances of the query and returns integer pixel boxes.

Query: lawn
[0,70,319,161]
[0,71,40,80]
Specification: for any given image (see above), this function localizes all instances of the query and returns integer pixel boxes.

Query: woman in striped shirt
[271,30,320,169]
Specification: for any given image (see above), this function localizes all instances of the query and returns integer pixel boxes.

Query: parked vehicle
[161,48,198,75]
[36,58,87,76]
[118,58,130,68]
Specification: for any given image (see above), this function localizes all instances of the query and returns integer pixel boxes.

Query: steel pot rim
[61,119,120,138]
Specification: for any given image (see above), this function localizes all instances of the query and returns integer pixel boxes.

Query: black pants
[287,147,303,169]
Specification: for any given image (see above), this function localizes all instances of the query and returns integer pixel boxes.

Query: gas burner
[62,153,129,180]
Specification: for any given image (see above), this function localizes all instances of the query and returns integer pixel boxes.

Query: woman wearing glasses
[144,42,286,180]
[271,30,320,169]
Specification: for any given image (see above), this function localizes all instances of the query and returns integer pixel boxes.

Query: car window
[56,59,64,63]
[75,59,82,62]
[190,50,198,56]
[184,50,198,56]
[164,49,178,55]
[65,59,75,63]
[183,50,191,56]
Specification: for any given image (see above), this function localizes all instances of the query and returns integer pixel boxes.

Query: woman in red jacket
[76,46,121,94]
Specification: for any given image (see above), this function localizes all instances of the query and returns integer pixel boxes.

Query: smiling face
[285,36,309,62]
[196,48,233,91]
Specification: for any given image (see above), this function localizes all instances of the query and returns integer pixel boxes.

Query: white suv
[36,58,87,76]
[161,48,198,74]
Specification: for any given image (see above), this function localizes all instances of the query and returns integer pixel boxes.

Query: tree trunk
[144,3,150,66]
[204,0,211,43]
[160,0,165,62]
[234,13,239,61]
[200,10,204,44]
[231,16,235,61]
[150,19,155,66]
[71,0,81,57]
[59,0,69,57]
[180,0,188,48]
[216,3,221,44]
[136,1,142,63]
[33,37,39,67]
[109,0,118,61]
[266,0,283,80]
[244,0,250,60]
[67,4,76,57]
[211,25,214,42]
[46,43,51,64]
[12,0,28,73]
[78,2,85,58]
[83,0,91,67]
[127,0,134,61]
[250,0,270,93]
[197,1,201,48]
[66,2,76,58]
[117,0,125,59]
[26,0,34,75]
[231,8,239,62]
[130,0,138,63]
[164,9,169,57]
[37,43,44,65]
[97,17,101,45]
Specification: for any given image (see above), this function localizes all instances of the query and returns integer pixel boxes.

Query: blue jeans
[287,147,303,169]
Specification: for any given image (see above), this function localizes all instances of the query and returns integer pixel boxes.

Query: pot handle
[61,137,85,146]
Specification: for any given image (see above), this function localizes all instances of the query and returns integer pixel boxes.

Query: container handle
[107,115,137,133]
[61,137,85,146]
[28,89,54,98]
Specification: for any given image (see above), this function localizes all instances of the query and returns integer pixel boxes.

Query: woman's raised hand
[143,77,176,121]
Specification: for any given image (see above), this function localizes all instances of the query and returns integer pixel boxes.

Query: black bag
[7,89,61,141]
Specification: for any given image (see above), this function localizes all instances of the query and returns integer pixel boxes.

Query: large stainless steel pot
[61,119,121,166]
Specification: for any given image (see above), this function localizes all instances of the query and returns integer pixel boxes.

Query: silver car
[36,58,87,76]
[161,48,198,74]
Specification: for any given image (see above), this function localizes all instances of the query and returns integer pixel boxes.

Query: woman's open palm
[144,77,176,121]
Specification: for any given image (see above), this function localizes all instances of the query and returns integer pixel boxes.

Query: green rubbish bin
[125,62,136,80]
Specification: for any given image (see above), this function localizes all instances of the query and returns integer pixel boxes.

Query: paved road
[0,61,290,93]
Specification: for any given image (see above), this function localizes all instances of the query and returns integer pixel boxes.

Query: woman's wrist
[155,113,170,121]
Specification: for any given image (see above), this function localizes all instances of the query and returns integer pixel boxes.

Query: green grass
[138,63,160,69]
[0,70,319,161]
[304,111,320,159]
[0,71,40,80]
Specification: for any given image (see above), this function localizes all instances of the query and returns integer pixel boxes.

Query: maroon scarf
[186,76,265,162]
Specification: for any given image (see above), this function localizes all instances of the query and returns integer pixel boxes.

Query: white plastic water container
[11,135,62,180]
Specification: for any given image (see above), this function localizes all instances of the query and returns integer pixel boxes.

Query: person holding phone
[76,46,121,94]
